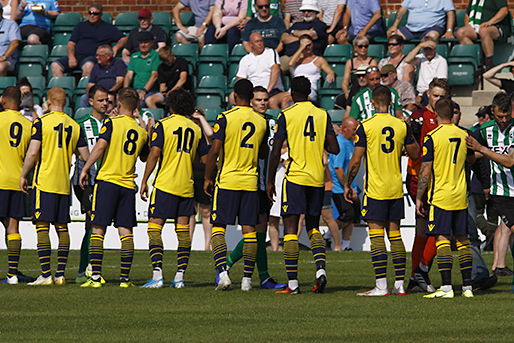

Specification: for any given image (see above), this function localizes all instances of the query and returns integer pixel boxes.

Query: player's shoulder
[281,102,300,114]
[478,119,496,131]
[425,124,444,138]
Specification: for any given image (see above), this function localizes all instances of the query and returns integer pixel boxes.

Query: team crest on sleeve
[354,134,359,144]
[422,146,428,156]
[31,126,37,136]
[213,123,220,133]
[152,132,158,141]
[100,125,107,134]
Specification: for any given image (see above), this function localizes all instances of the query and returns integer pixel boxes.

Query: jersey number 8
[123,129,139,155]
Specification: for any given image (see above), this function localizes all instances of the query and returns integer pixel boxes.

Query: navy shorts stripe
[281,179,324,217]
[427,205,468,236]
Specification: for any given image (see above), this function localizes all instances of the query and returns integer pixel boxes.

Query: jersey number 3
[381,127,395,153]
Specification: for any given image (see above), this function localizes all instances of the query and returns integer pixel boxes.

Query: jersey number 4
[303,116,316,141]
[9,122,23,147]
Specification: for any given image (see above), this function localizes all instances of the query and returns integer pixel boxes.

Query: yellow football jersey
[96,115,148,189]
[32,111,86,195]
[151,114,209,197]
[0,110,32,191]
[355,112,414,200]
[274,102,334,187]
[212,106,266,191]
[423,124,470,211]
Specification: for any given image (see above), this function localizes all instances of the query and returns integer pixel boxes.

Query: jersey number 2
[449,137,461,164]
[123,129,139,155]
[381,126,395,153]
[240,122,255,148]
[9,122,23,147]
[53,123,72,148]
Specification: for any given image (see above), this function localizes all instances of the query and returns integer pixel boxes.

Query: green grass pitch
[0,250,513,342]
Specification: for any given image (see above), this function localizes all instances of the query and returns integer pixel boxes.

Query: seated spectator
[281,0,327,67]
[246,0,281,19]
[0,6,20,76]
[18,77,43,121]
[234,32,283,104]
[145,47,189,108]
[80,44,126,107]
[173,0,215,47]
[16,0,60,45]
[456,0,511,70]
[325,0,346,44]
[1,0,19,20]
[334,64,367,110]
[405,36,448,101]
[335,0,384,45]
[242,0,286,52]
[123,31,161,105]
[342,36,377,103]
[378,34,415,83]
[379,64,416,115]
[284,0,302,28]
[387,0,455,41]
[51,3,127,77]
[122,8,167,64]
[271,34,335,108]
[483,60,514,96]
[205,0,247,51]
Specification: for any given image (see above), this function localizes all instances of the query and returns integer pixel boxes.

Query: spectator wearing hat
[173,0,216,48]
[16,0,60,44]
[51,3,127,77]
[204,0,247,51]
[242,0,286,52]
[379,64,416,114]
[483,60,514,96]
[334,64,367,110]
[335,0,384,44]
[123,31,162,104]
[122,8,167,64]
[0,4,20,76]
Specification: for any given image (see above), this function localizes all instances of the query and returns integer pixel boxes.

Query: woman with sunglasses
[341,35,377,101]
[378,34,414,84]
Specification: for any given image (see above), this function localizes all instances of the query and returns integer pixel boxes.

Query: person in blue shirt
[0,5,21,75]
[17,0,60,45]
[328,116,360,251]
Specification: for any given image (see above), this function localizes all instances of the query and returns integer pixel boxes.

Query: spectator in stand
[483,60,514,96]
[16,0,60,45]
[242,0,286,52]
[270,34,335,108]
[80,45,126,108]
[123,31,161,106]
[456,0,511,70]
[379,64,416,115]
[335,0,384,45]
[246,0,281,19]
[386,0,456,41]
[284,0,302,28]
[122,9,166,64]
[280,0,327,70]
[378,34,415,84]
[405,36,448,104]
[0,5,19,76]
[51,3,127,77]
[334,64,367,110]
[234,32,283,104]
[18,77,43,121]
[1,0,19,20]
[325,0,346,44]
[205,0,247,51]
[173,0,215,47]
[145,47,189,109]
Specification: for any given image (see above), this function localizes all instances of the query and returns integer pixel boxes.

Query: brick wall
[58,0,513,18]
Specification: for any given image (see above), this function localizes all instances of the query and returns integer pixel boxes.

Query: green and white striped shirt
[349,86,402,121]
[477,119,514,197]
[71,113,104,185]
[258,112,277,191]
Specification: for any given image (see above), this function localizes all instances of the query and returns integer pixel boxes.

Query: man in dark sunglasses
[17,0,60,45]
[379,64,416,115]
[242,0,286,53]
[51,3,127,78]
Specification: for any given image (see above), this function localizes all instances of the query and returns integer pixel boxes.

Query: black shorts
[489,195,514,228]
[269,88,282,98]
[55,55,96,73]
[361,195,404,222]
[0,189,25,220]
[73,185,93,214]
[332,193,361,223]
[33,188,70,224]
[211,187,259,226]
[426,205,468,237]
[322,190,332,209]
[281,179,324,217]
[259,190,272,215]
[20,25,51,44]
[193,178,211,205]
[149,188,195,220]
[91,181,136,228]
[398,25,445,40]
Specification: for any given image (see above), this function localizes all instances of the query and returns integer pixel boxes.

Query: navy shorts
[281,179,324,217]
[211,187,259,226]
[332,193,361,223]
[427,205,468,236]
[259,190,272,215]
[361,195,404,222]
[55,55,96,73]
[398,25,445,41]
[487,196,514,228]
[33,188,70,224]
[149,188,195,220]
[0,190,25,220]
[91,181,137,228]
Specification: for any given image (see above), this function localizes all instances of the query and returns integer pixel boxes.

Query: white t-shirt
[236,47,284,91]
[413,53,448,93]
[319,0,346,26]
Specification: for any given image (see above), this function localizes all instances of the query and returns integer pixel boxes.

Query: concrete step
[471,90,497,106]
[452,96,472,106]
[460,105,480,129]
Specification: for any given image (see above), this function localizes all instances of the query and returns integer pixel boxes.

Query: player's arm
[267,113,286,201]
[416,135,434,216]
[466,135,513,167]
[75,127,90,161]
[204,139,222,197]
[19,139,41,194]
[80,138,108,188]
[140,146,161,201]
[325,113,340,154]
[344,146,364,203]
[404,122,420,159]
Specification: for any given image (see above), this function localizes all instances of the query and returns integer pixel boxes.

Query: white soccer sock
[376,277,387,290]
[288,279,299,290]
[441,285,452,292]
[153,267,163,280]
[462,285,472,292]
[316,268,326,279]
[174,270,184,282]
[341,240,351,250]
[394,280,404,289]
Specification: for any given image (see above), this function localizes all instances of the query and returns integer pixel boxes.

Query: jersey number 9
[9,122,23,148]
[381,126,395,153]
[123,129,139,155]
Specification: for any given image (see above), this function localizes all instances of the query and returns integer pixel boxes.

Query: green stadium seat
[448,45,481,86]
[74,107,92,121]
[319,94,337,110]
[19,45,49,65]
[282,74,290,90]
[172,43,199,65]
[449,44,481,67]
[49,45,67,62]
[327,62,345,76]
[196,94,223,109]
[198,44,229,66]
[25,76,45,97]
[47,76,75,99]
[400,44,416,56]
[74,76,90,95]
[53,12,83,32]
[196,75,227,96]
[229,43,246,62]
[197,62,225,78]
[142,108,165,121]
[115,12,138,33]
[456,10,466,28]
[52,32,71,46]
[153,12,172,32]
[102,12,113,24]
[17,63,44,78]
[0,76,16,90]
[63,106,73,117]
[204,107,223,123]
[179,12,195,27]
[436,44,449,59]
[318,77,343,97]
[328,109,344,124]
[368,44,385,61]
[323,44,352,63]
[228,62,239,80]
[226,76,236,95]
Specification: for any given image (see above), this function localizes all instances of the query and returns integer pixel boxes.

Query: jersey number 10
[173,127,195,153]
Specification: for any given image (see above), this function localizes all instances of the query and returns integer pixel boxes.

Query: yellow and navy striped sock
[36,222,51,277]
[369,229,387,280]
[211,226,227,272]
[436,240,453,286]
[90,234,104,279]
[456,240,472,286]
[55,224,70,278]
[120,234,134,281]
[284,234,299,281]
[175,224,191,272]
[308,228,326,270]
[243,232,258,278]
[388,230,406,281]
[7,233,21,277]
[148,222,163,270]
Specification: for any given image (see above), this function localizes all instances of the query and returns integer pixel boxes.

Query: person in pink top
[205,0,248,50]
